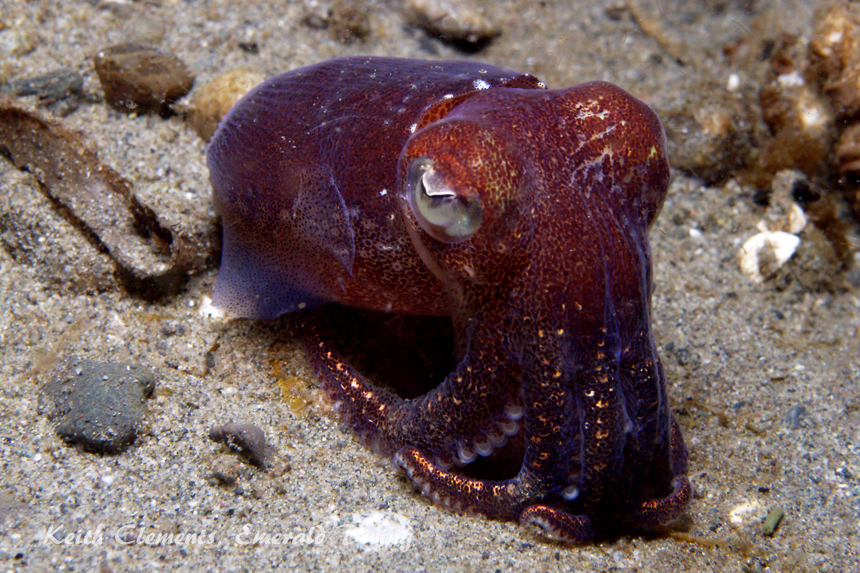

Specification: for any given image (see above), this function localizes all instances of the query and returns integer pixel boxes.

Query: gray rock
[3,69,83,103]
[209,423,274,469]
[785,404,808,430]
[40,357,156,454]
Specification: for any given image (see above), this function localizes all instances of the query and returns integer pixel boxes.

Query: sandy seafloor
[1,0,859,571]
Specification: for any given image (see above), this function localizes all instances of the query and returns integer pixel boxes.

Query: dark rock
[40,357,156,454]
[209,423,274,469]
[93,43,194,117]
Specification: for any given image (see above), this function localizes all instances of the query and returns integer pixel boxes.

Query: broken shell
[738,231,801,283]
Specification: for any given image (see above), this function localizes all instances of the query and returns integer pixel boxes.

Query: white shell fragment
[738,170,813,283]
[198,295,226,318]
[344,511,413,550]
[729,499,766,527]
[738,231,801,283]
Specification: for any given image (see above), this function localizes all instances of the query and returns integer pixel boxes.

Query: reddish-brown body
[208,56,690,542]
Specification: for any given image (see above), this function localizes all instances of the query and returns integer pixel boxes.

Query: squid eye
[406,158,482,242]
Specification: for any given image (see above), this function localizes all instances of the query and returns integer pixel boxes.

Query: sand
[1,0,858,571]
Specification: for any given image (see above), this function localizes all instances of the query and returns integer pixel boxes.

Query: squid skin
[207,56,690,542]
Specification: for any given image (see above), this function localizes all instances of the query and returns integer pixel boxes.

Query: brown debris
[328,0,372,44]
[0,100,217,299]
[809,2,860,218]
[748,33,835,189]
[836,123,860,174]
[93,43,194,117]
[835,122,860,216]
[809,3,860,119]
[662,86,759,184]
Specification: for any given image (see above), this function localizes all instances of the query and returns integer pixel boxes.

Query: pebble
[785,404,807,429]
[188,69,264,142]
[763,506,786,536]
[209,423,275,469]
[93,43,194,116]
[403,0,501,46]
[39,357,156,454]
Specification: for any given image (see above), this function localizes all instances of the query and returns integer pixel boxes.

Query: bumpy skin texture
[208,56,691,542]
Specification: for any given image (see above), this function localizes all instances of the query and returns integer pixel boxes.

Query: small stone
[785,404,807,429]
[762,506,786,536]
[209,423,274,469]
[188,69,264,142]
[40,357,156,454]
[93,43,194,116]
[404,0,501,46]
